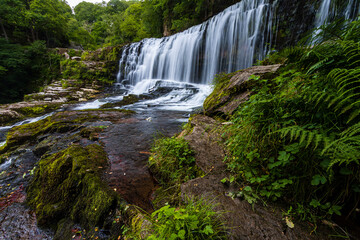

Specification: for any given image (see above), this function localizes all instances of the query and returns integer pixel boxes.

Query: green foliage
[222,18,360,222]
[148,199,226,240]
[125,199,227,240]
[0,39,61,103]
[149,136,199,187]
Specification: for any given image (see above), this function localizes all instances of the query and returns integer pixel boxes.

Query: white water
[0,112,54,133]
[73,95,124,110]
[128,80,212,112]
[118,0,273,86]
[0,156,15,171]
[314,0,332,29]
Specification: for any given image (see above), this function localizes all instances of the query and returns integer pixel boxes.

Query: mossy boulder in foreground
[26,143,121,233]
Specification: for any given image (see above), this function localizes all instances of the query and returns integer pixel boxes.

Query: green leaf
[243,186,252,192]
[352,184,360,193]
[278,151,290,162]
[285,216,295,228]
[169,233,178,240]
[311,174,327,185]
[202,225,214,235]
[339,167,352,175]
[178,229,186,239]
[310,199,321,208]
[328,205,342,216]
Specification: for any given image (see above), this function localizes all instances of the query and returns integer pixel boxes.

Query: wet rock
[0,110,23,124]
[204,64,281,117]
[27,144,120,229]
[0,203,52,240]
[0,80,103,126]
[183,115,227,174]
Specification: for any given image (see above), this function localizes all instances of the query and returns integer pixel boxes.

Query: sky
[65,0,109,8]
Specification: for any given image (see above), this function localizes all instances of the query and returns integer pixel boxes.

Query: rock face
[273,0,318,50]
[204,64,281,117]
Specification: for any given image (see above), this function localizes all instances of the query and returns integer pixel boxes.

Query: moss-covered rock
[26,144,119,230]
[203,65,281,118]
[0,110,112,153]
[16,104,62,117]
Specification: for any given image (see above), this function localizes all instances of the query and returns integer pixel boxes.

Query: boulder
[204,64,281,117]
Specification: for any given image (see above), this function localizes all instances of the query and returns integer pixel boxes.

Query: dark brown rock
[183,115,227,174]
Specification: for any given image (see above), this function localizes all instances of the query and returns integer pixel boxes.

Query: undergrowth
[222,18,360,225]
[124,198,227,240]
[149,136,199,188]
[122,136,226,239]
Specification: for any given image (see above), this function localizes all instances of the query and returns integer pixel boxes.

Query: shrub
[149,137,199,187]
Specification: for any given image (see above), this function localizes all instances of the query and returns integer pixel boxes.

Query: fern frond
[307,58,334,74]
[322,123,360,168]
[277,125,326,150]
[344,42,360,67]
[347,108,360,123]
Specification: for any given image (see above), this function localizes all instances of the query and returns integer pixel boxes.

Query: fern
[344,42,360,67]
[327,67,360,121]
[322,123,360,168]
[277,125,329,150]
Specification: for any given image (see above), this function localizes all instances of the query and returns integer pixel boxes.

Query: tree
[74,1,104,23]
[26,0,72,46]
[106,0,129,14]
[0,0,26,42]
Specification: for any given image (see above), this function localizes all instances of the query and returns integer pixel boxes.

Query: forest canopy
[0,0,238,49]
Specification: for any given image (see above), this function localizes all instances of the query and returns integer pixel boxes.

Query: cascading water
[314,0,360,28]
[345,0,360,20]
[117,0,273,87]
[314,0,332,29]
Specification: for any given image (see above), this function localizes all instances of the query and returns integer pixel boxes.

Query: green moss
[27,144,118,229]
[0,111,104,154]
[203,72,236,113]
[16,104,62,117]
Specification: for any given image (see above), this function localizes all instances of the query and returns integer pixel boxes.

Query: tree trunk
[31,26,36,42]
[0,18,9,42]
[45,31,49,46]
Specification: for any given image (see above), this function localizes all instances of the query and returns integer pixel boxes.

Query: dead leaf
[285,216,294,228]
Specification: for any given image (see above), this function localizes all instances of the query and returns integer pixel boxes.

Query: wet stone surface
[0,105,189,238]
[0,148,51,239]
[100,110,187,211]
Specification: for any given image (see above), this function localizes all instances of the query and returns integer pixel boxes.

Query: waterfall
[314,0,360,28]
[345,0,360,20]
[117,0,273,86]
[314,0,332,29]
